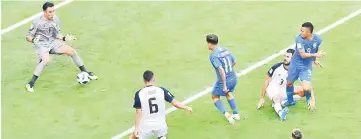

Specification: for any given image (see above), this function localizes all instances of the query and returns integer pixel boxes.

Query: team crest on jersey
[313,43,317,48]
[307,48,311,53]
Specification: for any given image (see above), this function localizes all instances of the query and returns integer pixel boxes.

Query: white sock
[274,103,283,117]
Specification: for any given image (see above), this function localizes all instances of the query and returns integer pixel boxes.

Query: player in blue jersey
[206,34,240,124]
[284,22,326,110]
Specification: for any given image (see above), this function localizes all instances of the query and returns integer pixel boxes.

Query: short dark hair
[286,48,295,55]
[292,128,303,139]
[143,70,154,82]
[43,2,54,11]
[302,22,314,33]
[206,34,218,45]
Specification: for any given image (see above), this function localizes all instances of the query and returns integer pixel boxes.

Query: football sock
[274,103,283,117]
[286,85,295,103]
[79,65,88,72]
[71,52,84,68]
[28,75,38,87]
[214,100,226,114]
[227,98,239,114]
[305,91,311,103]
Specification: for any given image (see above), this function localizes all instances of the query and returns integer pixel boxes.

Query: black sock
[79,65,88,72]
[28,75,38,87]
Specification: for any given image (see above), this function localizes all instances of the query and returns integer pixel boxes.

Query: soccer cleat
[232,114,241,120]
[282,101,296,107]
[87,72,98,80]
[224,112,235,124]
[280,107,289,121]
[25,84,34,92]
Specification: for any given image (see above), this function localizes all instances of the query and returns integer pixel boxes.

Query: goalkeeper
[25,2,97,92]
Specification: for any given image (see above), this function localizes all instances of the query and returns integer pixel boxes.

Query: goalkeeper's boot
[87,72,98,80]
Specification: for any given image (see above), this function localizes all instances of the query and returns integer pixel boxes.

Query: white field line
[1,0,75,35]
[111,8,361,139]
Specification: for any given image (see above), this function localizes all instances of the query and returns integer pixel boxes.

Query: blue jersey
[209,47,236,82]
[292,34,322,68]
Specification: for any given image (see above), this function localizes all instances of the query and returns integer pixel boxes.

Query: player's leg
[212,95,226,114]
[212,83,234,124]
[299,69,312,103]
[225,78,240,120]
[284,64,299,106]
[272,93,289,121]
[26,46,51,92]
[293,86,304,101]
[51,41,98,79]
[226,93,240,120]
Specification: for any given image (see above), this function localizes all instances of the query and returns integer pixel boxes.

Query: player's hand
[257,98,265,110]
[32,35,40,45]
[314,61,323,68]
[186,107,193,114]
[308,98,316,111]
[223,85,229,93]
[130,131,139,139]
[314,50,326,58]
[64,34,77,41]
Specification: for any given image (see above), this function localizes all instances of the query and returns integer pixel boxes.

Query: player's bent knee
[212,95,220,102]
[41,55,51,65]
[226,93,234,100]
[272,95,281,103]
[62,45,75,56]
[287,82,294,87]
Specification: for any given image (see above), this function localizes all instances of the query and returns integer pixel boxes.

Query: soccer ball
[77,72,90,84]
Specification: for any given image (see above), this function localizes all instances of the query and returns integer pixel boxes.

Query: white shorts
[139,126,167,139]
[266,85,287,102]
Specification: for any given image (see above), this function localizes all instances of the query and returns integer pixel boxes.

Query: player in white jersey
[131,70,192,139]
[256,49,305,121]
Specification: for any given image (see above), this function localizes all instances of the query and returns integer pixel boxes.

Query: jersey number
[222,57,233,73]
[279,79,284,85]
[148,97,159,114]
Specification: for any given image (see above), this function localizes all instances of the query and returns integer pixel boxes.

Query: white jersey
[267,62,288,89]
[133,85,174,130]
[266,62,288,100]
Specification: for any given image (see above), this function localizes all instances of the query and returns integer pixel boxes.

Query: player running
[256,49,305,121]
[132,70,192,139]
[25,2,97,92]
[284,22,326,110]
[206,34,240,124]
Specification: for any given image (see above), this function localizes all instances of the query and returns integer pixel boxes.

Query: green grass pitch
[2,1,361,139]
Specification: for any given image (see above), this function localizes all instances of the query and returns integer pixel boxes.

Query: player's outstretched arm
[257,75,271,109]
[170,100,192,113]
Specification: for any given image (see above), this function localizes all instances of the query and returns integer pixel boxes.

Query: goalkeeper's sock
[305,91,311,103]
[79,65,88,72]
[214,100,226,114]
[71,52,85,69]
[28,75,38,87]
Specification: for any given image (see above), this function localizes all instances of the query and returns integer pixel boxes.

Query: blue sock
[305,91,311,103]
[286,85,295,103]
[227,99,239,114]
[214,100,226,114]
